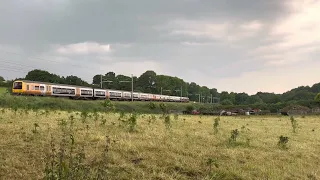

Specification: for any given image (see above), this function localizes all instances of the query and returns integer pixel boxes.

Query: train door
[39,84,46,96]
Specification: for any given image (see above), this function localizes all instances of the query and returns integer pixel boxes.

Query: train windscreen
[13,82,22,89]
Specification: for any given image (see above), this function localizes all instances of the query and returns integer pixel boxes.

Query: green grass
[0,93,209,114]
[0,87,6,94]
[0,108,319,179]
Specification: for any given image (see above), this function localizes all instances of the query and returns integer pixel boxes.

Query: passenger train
[11,80,190,102]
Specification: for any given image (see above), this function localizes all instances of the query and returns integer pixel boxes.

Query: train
[11,80,190,103]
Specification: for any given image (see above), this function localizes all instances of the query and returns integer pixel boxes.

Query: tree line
[1,69,320,109]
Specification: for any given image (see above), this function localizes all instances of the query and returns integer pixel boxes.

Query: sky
[0,0,320,95]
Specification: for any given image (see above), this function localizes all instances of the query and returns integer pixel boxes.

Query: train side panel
[93,89,107,99]
[79,87,93,98]
[107,90,122,100]
[51,85,76,97]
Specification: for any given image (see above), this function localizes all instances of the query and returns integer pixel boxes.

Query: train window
[81,90,93,96]
[40,86,45,91]
[52,87,76,95]
[110,92,122,97]
[13,82,22,89]
[35,86,40,90]
[95,91,106,96]
[27,85,29,90]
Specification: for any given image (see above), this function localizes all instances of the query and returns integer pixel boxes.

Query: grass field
[0,87,6,94]
[0,108,319,180]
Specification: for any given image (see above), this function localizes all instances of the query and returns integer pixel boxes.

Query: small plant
[102,99,116,111]
[164,115,171,129]
[228,129,239,144]
[278,135,289,149]
[147,115,157,124]
[159,103,168,115]
[174,113,179,120]
[148,102,156,110]
[290,116,298,133]
[206,158,219,174]
[185,105,195,114]
[100,118,107,126]
[213,116,220,134]
[93,111,99,126]
[127,113,138,132]
[81,111,88,123]
[119,111,126,120]
[12,106,18,116]
[206,158,219,167]
[69,115,75,131]
[32,123,39,134]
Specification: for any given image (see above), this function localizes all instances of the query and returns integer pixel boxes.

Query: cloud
[55,42,112,55]
[0,0,319,95]
[249,0,320,67]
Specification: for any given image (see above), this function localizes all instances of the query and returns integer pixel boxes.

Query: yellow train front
[12,80,51,96]
[11,80,96,99]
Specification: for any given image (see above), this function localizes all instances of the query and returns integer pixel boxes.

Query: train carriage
[107,89,122,100]
[93,89,107,99]
[11,80,190,103]
[122,91,132,101]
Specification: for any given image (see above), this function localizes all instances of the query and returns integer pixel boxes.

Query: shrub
[213,116,220,134]
[290,116,298,133]
[278,135,289,149]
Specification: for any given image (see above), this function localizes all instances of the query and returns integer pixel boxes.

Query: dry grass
[0,108,320,180]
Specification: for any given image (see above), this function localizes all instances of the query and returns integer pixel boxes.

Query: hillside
[1,69,320,109]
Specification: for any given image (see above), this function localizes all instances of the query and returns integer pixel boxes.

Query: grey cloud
[0,0,312,94]
[0,0,289,46]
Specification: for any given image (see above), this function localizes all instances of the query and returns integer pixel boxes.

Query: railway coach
[11,80,190,103]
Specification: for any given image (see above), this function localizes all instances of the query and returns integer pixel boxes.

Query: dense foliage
[1,69,320,109]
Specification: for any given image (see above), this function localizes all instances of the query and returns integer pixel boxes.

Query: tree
[65,75,89,86]
[25,69,65,83]
[314,93,320,103]
[0,76,4,82]
[136,70,157,93]
[221,99,233,105]
[92,74,102,85]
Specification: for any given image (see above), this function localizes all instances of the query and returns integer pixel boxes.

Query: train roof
[14,79,92,88]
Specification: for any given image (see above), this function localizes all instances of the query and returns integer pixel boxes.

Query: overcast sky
[0,0,319,95]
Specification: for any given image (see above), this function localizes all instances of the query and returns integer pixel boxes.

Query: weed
[148,102,156,110]
[159,103,168,115]
[102,99,116,111]
[164,115,171,129]
[206,158,219,176]
[174,113,179,120]
[100,119,107,126]
[228,129,239,144]
[81,111,88,123]
[127,113,138,132]
[32,123,39,134]
[278,135,289,149]
[290,116,298,133]
[119,111,126,119]
[213,116,220,134]
[93,111,99,126]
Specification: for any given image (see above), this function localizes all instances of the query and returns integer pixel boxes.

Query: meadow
[0,107,319,180]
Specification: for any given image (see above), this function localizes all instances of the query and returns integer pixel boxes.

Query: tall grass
[0,94,198,114]
[1,108,320,179]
